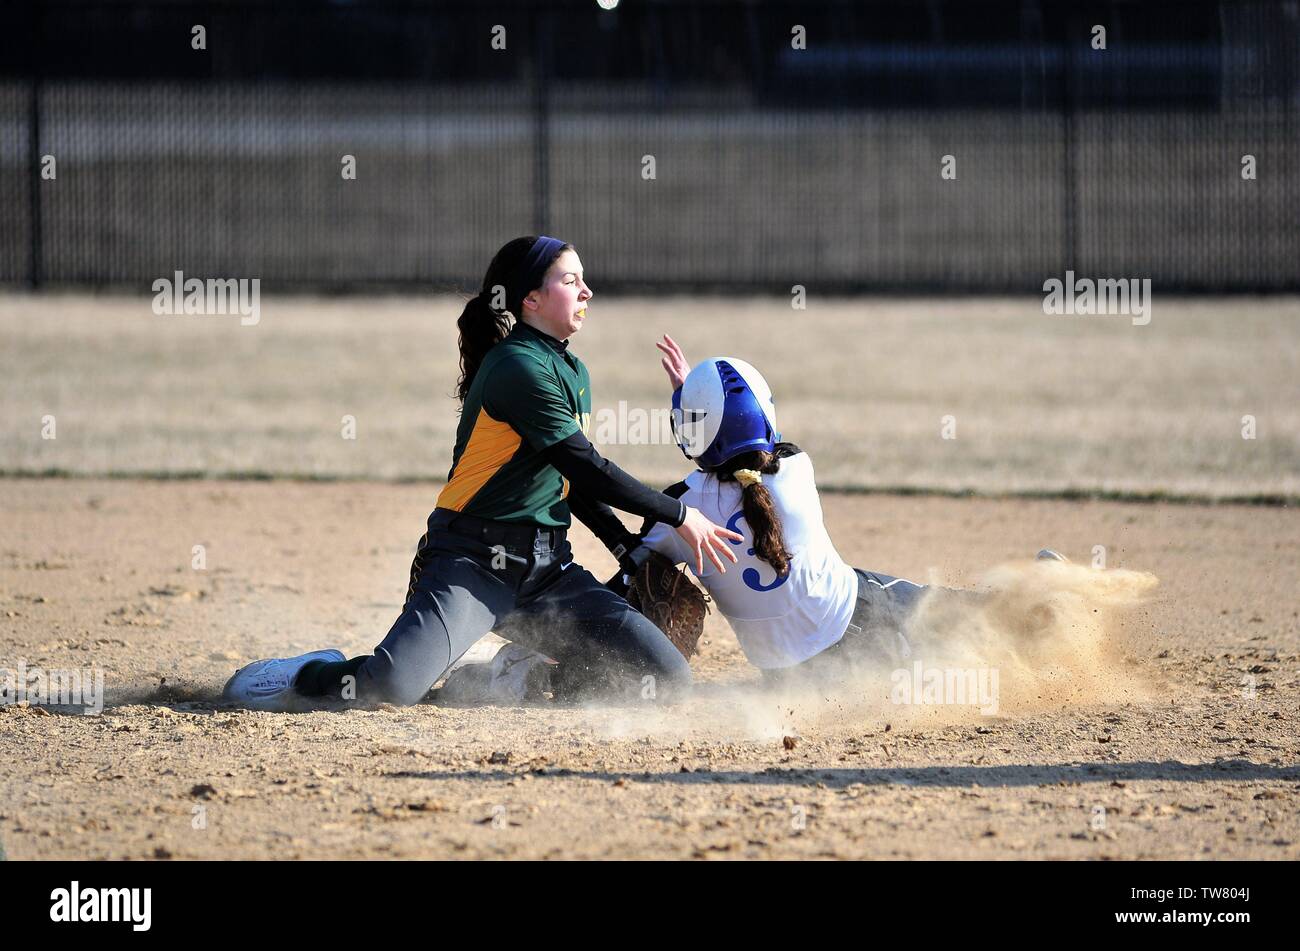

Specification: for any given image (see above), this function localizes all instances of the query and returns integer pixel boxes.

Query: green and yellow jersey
[436,321,592,527]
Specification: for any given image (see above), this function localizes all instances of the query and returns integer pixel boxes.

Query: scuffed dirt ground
[1,479,1296,859]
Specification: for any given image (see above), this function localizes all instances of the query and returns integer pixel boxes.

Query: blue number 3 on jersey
[726,511,789,592]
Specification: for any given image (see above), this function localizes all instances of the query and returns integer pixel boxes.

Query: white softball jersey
[640,451,858,669]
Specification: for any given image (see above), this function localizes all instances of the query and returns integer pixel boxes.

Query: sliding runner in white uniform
[620,336,1065,687]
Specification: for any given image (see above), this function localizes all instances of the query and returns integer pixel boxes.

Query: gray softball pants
[333,509,692,706]
[762,568,928,686]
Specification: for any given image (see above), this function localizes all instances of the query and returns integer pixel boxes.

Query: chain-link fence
[0,0,1296,291]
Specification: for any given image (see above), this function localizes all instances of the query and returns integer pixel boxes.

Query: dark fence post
[27,5,43,289]
[532,7,551,234]
[1060,7,1077,273]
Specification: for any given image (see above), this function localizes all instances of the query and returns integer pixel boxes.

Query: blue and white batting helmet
[671,357,780,469]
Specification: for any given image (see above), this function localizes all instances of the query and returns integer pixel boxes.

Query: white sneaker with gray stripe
[222,649,345,710]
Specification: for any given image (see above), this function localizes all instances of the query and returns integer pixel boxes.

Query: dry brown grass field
[2,293,1297,496]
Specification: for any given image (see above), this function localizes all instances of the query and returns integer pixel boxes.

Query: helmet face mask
[670,402,711,460]
[672,358,779,469]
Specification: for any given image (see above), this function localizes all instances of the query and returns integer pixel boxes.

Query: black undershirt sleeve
[567,491,640,564]
[543,431,687,528]
[636,480,691,538]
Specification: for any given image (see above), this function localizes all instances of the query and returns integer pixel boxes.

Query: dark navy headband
[510,235,568,310]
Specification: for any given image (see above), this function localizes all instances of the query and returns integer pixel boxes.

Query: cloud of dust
[901,558,1160,712]
[592,559,1160,742]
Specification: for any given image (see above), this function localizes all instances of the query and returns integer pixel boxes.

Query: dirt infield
[1,479,1295,860]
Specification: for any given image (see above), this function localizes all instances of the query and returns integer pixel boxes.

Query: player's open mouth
[575,308,587,318]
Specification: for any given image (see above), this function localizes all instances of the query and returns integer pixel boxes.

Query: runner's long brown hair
[710,443,799,576]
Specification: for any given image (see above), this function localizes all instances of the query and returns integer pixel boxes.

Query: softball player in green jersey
[223,236,742,708]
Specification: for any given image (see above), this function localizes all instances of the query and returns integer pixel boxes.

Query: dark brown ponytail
[455,294,512,403]
[714,444,798,577]
[455,235,574,402]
